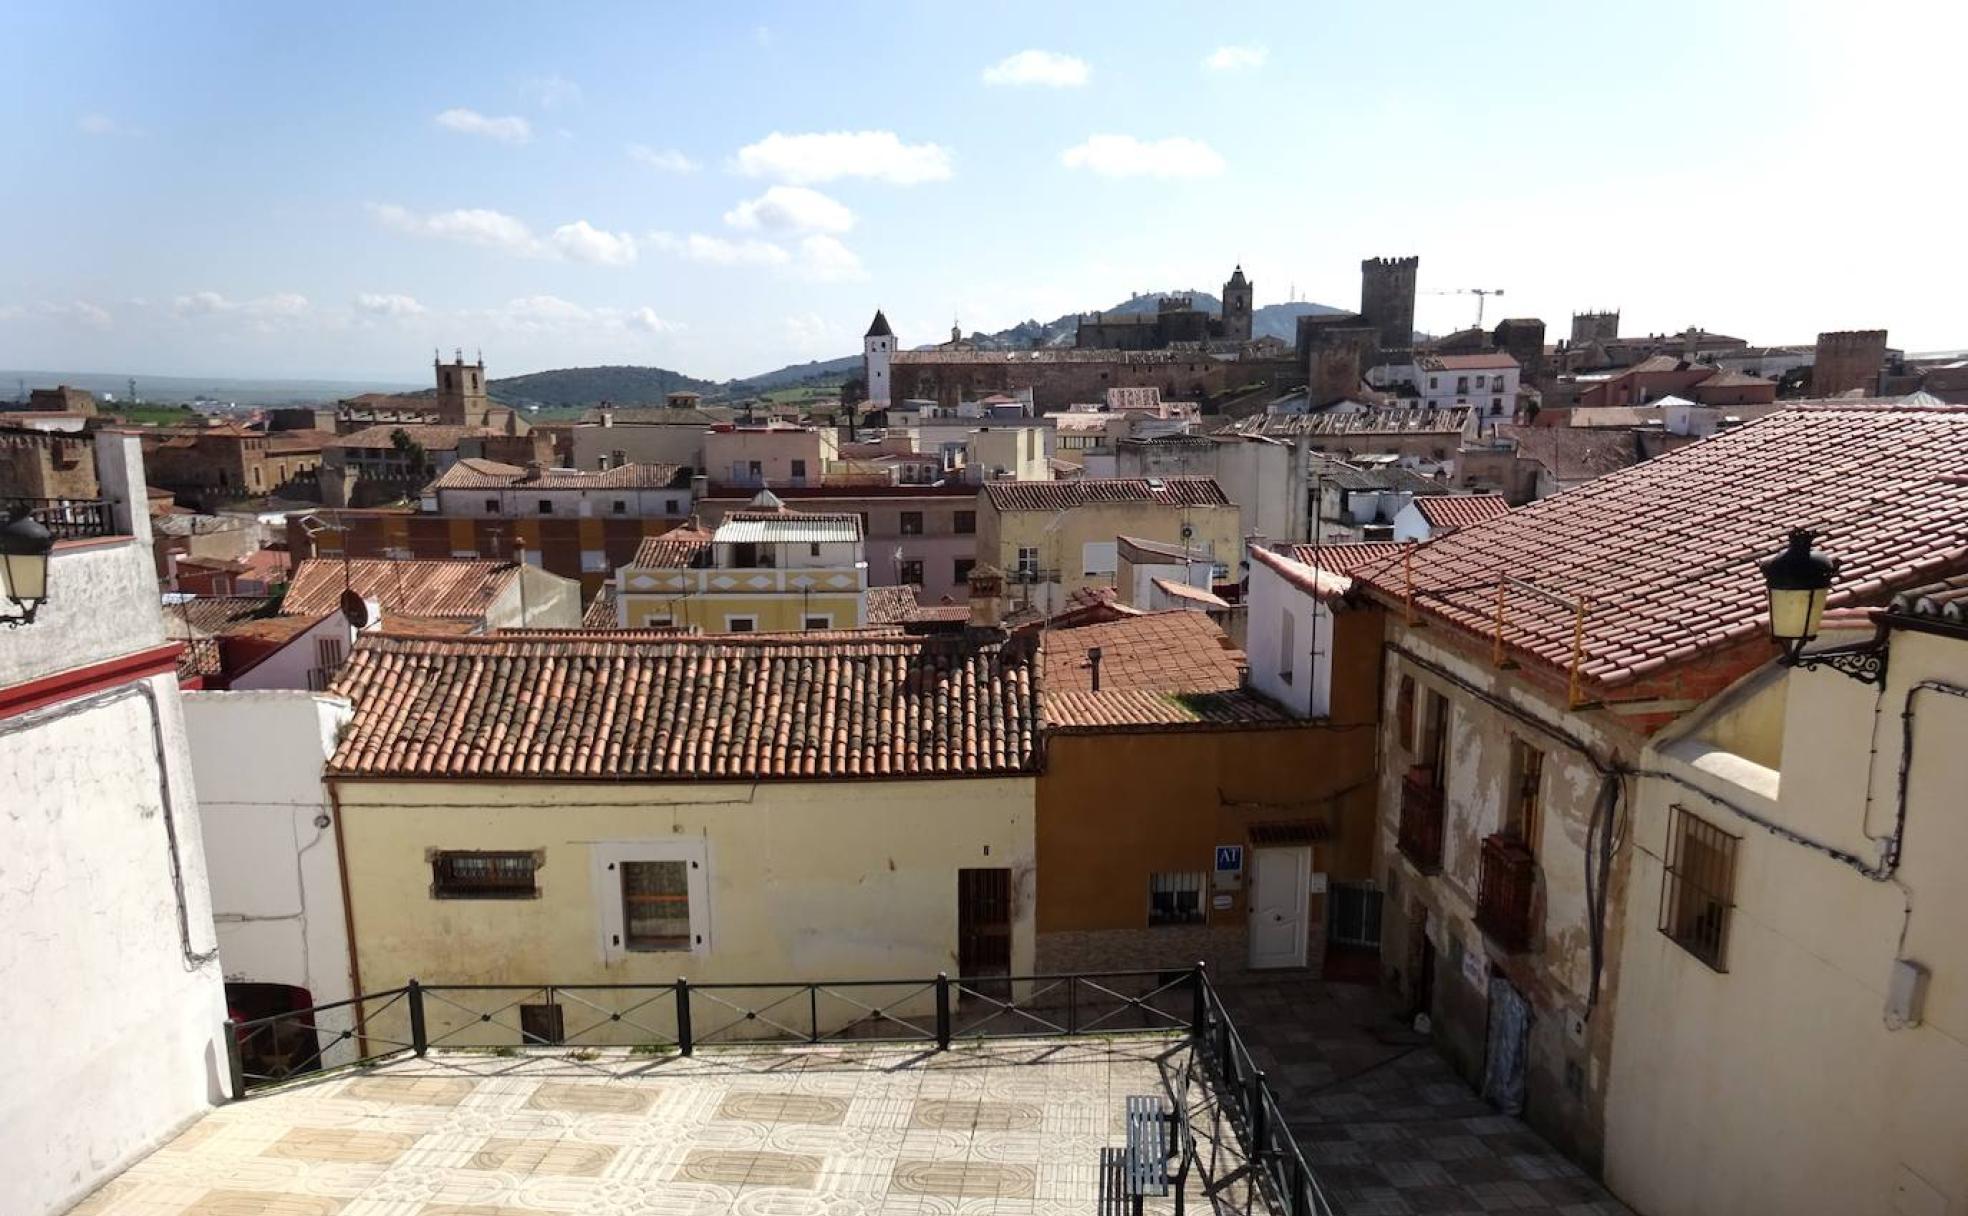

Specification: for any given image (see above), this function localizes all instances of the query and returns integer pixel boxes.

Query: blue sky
[3,0,1962,383]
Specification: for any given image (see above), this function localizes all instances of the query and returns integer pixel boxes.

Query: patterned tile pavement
[1212,979,1631,1216]
[70,1036,1254,1216]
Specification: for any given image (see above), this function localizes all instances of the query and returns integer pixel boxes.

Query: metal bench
[1098,1094,1189,1215]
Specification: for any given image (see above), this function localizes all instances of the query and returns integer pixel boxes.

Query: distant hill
[488,364,717,409]
[726,293,1348,394]
[1,369,420,408]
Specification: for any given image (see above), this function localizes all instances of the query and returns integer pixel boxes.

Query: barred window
[1147,871,1206,927]
[432,851,539,899]
[1659,808,1737,971]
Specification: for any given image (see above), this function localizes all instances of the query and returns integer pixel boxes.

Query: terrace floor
[1215,979,1630,1216]
[72,1036,1254,1216]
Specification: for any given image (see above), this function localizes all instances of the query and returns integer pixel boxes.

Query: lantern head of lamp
[1757,528,1887,685]
[0,508,56,628]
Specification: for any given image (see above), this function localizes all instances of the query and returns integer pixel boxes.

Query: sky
[3,0,1963,384]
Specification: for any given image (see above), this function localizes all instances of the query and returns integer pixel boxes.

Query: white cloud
[39,300,113,329]
[354,292,428,318]
[521,73,581,110]
[796,235,866,282]
[646,230,792,267]
[629,307,677,335]
[369,203,545,255]
[551,220,639,266]
[628,144,698,173]
[171,291,309,328]
[734,130,953,185]
[474,295,678,339]
[982,50,1090,88]
[77,113,129,137]
[1203,45,1268,72]
[1060,134,1225,178]
[784,312,833,351]
[723,185,855,234]
[434,107,533,144]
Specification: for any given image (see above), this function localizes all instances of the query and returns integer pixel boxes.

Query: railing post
[406,979,428,1057]
[224,1019,248,1099]
[1190,962,1208,1041]
[1290,1152,1308,1216]
[1249,1070,1268,1154]
[934,972,951,1051]
[676,977,693,1056]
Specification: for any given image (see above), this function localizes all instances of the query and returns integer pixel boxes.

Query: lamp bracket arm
[1787,628,1889,686]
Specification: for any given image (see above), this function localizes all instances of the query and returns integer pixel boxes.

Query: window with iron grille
[1659,808,1737,971]
[1147,871,1206,927]
[431,851,539,899]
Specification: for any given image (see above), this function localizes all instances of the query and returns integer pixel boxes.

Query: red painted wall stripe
[0,642,185,720]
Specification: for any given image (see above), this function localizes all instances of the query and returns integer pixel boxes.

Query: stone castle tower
[1812,330,1888,397]
[863,310,895,407]
[1220,265,1253,343]
[434,351,491,426]
[1360,256,1419,352]
[1570,311,1620,345]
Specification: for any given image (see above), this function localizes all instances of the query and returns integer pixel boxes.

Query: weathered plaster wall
[1376,619,1638,1168]
[1605,630,1968,1214]
[183,691,354,1012]
[0,538,163,688]
[0,672,228,1216]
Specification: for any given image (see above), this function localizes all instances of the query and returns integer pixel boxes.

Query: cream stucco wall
[1605,629,1968,1215]
[979,499,1240,615]
[332,777,1036,1042]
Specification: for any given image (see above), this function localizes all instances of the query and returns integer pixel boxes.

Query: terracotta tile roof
[163,595,276,638]
[282,558,519,620]
[1412,493,1511,530]
[1356,404,1968,689]
[221,613,326,644]
[1284,541,1409,577]
[1042,611,1244,696]
[1889,572,1968,624]
[865,585,922,625]
[583,584,619,627]
[1498,426,1646,482]
[578,406,730,426]
[983,477,1229,512]
[326,425,499,451]
[1216,407,1473,439]
[1044,687,1292,731]
[326,632,1041,781]
[428,459,687,491]
[1417,353,1519,372]
[1151,578,1229,608]
[1250,545,1353,603]
[628,526,713,568]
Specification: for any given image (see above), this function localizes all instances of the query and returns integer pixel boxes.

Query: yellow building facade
[614,505,869,632]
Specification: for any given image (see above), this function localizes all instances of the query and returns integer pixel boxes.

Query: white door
[1248,846,1311,969]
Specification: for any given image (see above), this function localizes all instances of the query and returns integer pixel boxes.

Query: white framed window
[1015,546,1040,576]
[803,614,832,630]
[591,840,710,959]
[725,615,757,633]
[641,613,674,627]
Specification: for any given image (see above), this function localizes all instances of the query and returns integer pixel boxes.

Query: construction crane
[1426,287,1506,330]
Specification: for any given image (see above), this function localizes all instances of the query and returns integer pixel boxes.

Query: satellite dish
[1180,524,1195,540]
[339,589,370,629]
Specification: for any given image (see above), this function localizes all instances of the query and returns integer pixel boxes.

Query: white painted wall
[433,483,692,519]
[184,692,354,1015]
[1390,500,1433,542]
[0,663,228,1215]
[225,614,353,692]
[1245,553,1334,718]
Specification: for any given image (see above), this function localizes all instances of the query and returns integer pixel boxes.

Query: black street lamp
[1758,529,1887,685]
[0,508,55,628]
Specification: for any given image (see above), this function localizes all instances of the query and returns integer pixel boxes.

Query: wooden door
[957,867,1012,981]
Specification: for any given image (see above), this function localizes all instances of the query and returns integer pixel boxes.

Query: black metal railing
[225,966,1329,1215]
[5,497,115,539]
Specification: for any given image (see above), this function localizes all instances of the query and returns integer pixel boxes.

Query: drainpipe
[326,779,370,1056]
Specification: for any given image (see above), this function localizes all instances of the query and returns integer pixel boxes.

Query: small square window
[432,851,539,899]
[621,860,692,950]
[955,510,976,535]
[726,616,756,633]
[1148,872,1206,927]
[954,557,976,584]
[483,498,498,513]
[803,614,831,630]
[612,500,627,515]
[791,459,807,479]
[899,511,924,535]
[538,499,554,515]
[897,559,924,586]
[520,1003,564,1045]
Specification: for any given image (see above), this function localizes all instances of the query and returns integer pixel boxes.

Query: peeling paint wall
[1375,619,1639,1170]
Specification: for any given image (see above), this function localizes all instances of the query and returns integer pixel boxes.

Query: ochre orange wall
[1035,606,1385,933]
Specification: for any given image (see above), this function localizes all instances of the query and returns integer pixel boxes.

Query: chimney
[523,460,544,482]
[967,563,1004,627]
[611,449,627,470]
[1087,646,1103,692]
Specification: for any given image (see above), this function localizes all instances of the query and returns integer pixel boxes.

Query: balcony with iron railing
[4,496,116,540]
[1476,833,1538,952]
[1397,765,1445,871]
